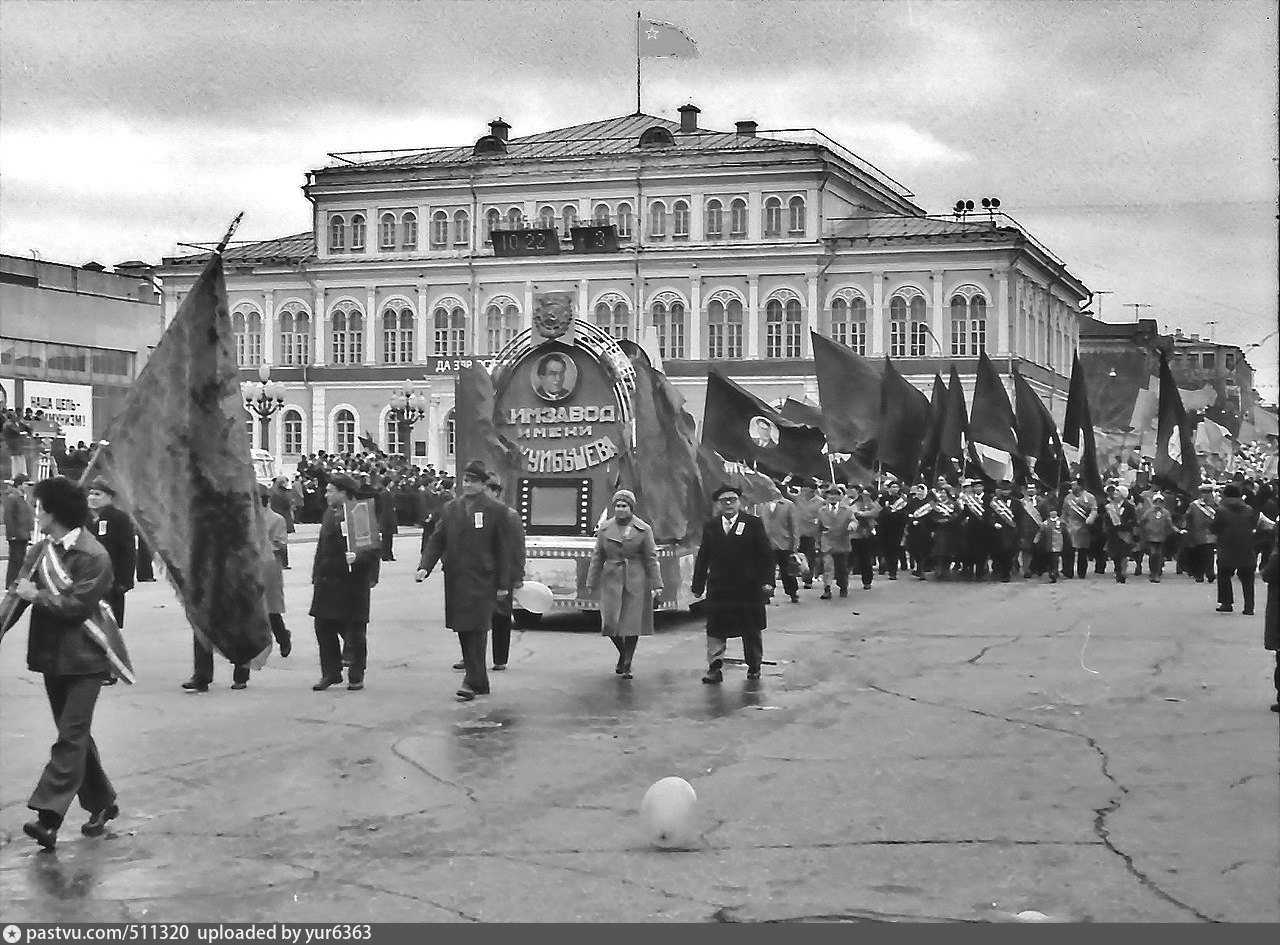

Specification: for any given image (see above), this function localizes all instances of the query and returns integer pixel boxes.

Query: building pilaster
[746,276,760,358]
[312,288,326,366]
[364,288,377,365]
[870,270,885,356]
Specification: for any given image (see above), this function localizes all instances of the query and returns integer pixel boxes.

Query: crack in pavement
[389,735,477,803]
[1150,640,1185,677]
[712,904,977,923]
[308,871,478,921]
[966,636,1022,665]
[867,684,1217,923]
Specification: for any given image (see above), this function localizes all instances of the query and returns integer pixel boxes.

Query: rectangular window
[400,331,413,364]
[726,324,743,359]
[910,322,929,357]
[785,325,801,359]
[766,322,782,359]
[283,417,303,455]
[332,331,346,365]
[279,332,294,365]
[831,321,848,347]
[971,320,986,354]
[849,321,866,356]
[350,332,363,364]
[951,320,968,357]
[890,320,907,358]
[383,329,398,363]
[664,320,685,360]
[246,332,262,366]
[297,333,311,364]
[708,325,724,360]
[1201,352,1215,369]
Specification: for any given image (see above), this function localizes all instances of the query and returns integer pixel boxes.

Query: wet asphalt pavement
[2,532,1277,922]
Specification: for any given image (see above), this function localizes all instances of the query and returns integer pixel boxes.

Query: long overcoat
[492,501,526,619]
[1211,498,1261,571]
[269,484,296,533]
[587,515,661,638]
[418,492,513,635]
[692,513,773,640]
[1061,490,1098,549]
[1101,501,1138,558]
[262,506,288,614]
[308,505,378,623]
[92,503,135,594]
[1183,498,1217,547]
[1262,535,1278,651]
[24,531,115,676]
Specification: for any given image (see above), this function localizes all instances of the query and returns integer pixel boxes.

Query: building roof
[326,113,796,170]
[163,231,315,267]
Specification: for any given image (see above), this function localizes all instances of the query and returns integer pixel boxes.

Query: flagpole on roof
[635,11,642,114]
[215,212,245,256]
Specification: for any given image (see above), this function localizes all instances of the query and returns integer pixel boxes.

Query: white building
[157,104,1090,474]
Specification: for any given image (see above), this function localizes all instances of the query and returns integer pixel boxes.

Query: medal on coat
[734,522,744,536]
[474,512,484,529]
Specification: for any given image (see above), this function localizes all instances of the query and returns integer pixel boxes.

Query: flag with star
[640,18,699,58]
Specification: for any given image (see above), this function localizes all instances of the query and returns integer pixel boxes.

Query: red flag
[811,331,881,468]
[918,373,947,482]
[1012,365,1069,489]
[1063,353,1105,494]
[701,370,827,479]
[95,253,273,666]
[877,358,930,481]
[1154,352,1202,494]
[639,18,699,58]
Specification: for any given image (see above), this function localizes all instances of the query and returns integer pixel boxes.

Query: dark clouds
[2,0,1276,394]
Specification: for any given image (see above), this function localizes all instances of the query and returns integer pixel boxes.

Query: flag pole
[216,212,244,256]
[635,11,642,114]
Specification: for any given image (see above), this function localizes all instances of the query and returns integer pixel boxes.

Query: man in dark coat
[86,477,135,630]
[4,473,35,588]
[1261,531,1279,712]
[268,476,296,568]
[309,473,380,691]
[375,476,398,562]
[986,480,1020,583]
[1212,484,1273,615]
[417,460,513,701]
[483,475,525,671]
[692,483,775,683]
[13,477,119,850]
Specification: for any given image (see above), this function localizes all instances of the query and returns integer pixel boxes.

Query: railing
[752,128,915,198]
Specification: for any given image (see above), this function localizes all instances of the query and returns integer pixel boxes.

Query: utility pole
[1094,289,1113,320]
[1125,302,1152,322]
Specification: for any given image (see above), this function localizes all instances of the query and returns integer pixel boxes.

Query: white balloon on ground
[641,777,698,848]
[513,580,554,615]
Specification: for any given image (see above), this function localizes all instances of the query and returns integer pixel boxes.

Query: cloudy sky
[2,0,1276,397]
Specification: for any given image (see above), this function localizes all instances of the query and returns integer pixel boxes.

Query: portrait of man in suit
[532,353,576,402]
[749,416,779,449]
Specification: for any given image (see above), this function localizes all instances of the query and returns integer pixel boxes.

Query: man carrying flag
[13,476,122,850]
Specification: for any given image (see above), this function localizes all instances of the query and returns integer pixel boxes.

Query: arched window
[277,306,311,366]
[672,200,690,238]
[705,199,723,240]
[385,411,405,458]
[830,296,867,355]
[950,295,970,356]
[784,299,803,358]
[431,211,449,248]
[507,207,524,229]
[764,197,783,237]
[539,206,556,231]
[970,296,987,354]
[452,209,469,246]
[334,409,357,455]
[401,212,417,250]
[330,302,363,364]
[729,198,748,238]
[765,299,784,358]
[651,299,686,360]
[594,203,611,226]
[616,202,633,239]
[328,215,346,252]
[561,204,578,236]
[445,408,456,458]
[707,297,744,360]
[233,307,263,366]
[379,213,397,250]
[434,304,467,356]
[484,208,501,244]
[788,196,806,235]
[350,214,366,251]
[382,306,414,364]
[649,201,666,238]
[910,296,929,356]
[594,297,631,340]
[282,409,304,456]
[486,302,520,353]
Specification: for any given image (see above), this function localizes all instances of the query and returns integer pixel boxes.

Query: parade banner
[1012,366,1069,489]
[94,251,274,667]
[1154,351,1202,493]
[810,331,881,469]
[454,361,526,493]
[1063,353,1106,494]
[934,366,970,483]
[701,370,828,480]
[918,373,947,482]
[877,357,930,481]
[19,380,93,446]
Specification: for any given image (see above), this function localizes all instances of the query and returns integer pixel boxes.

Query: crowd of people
[3,455,1278,851]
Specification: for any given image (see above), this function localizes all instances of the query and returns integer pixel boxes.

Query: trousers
[316,619,367,682]
[707,632,763,672]
[1217,566,1255,611]
[6,539,29,588]
[772,549,799,596]
[798,536,818,585]
[106,588,126,628]
[457,630,490,694]
[28,673,116,826]
[192,635,250,685]
[850,538,876,588]
[820,552,849,591]
[491,611,511,666]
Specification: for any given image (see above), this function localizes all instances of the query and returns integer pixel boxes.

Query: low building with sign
[2,255,162,450]
[155,105,1092,476]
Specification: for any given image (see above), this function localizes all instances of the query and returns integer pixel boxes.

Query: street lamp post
[242,363,287,451]
[387,379,428,464]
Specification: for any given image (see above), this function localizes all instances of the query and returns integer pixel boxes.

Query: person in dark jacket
[309,473,379,691]
[375,476,398,562]
[417,460,513,701]
[1261,532,1279,712]
[1101,486,1139,583]
[86,477,135,629]
[13,477,119,850]
[692,484,775,683]
[4,473,35,588]
[1182,483,1218,583]
[483,475,525,672]
[1211,484,1272,615]
[268,477,296,569]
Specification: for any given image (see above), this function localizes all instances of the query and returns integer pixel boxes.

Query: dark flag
[701,370,827,479]
[780,397,825,431]
[94,252,273,667]
[877,358,930,481]
[811,331,882,469]
[357,430,384,455]
[918,373,948,481]
[455,362,525,491]
[695,444,782,507]
[1062,352,1105,495]
[1154,351,1202,493]
[1012,366,1069,489]
[935,366,970,483]
[968,352,1020,481]
[625,353,706,543]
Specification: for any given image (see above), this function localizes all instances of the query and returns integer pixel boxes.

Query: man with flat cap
[692,483,775,683]
[86,477,135,673]
[417,460,514,700]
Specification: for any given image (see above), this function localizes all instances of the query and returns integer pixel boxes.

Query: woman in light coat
[586,490,662,679]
